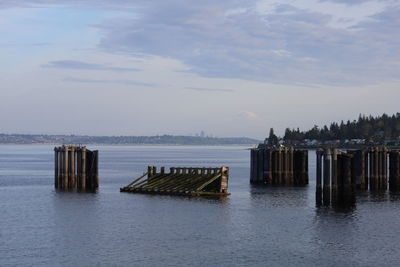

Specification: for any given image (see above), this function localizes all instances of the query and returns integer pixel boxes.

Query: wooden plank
[156,174,189,192]
[182,175,216,192]
[135,174,171,189]
[157,174,199,192]
[145,174,183,190]
[125,172,148,187]
[194,174,222,191]
[170,174,209,192]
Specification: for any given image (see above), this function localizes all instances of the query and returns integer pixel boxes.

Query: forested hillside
[283,113,400,141]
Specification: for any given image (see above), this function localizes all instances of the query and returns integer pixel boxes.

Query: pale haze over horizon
[1,0,399,139]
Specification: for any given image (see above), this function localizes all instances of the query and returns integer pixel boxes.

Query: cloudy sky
[1,0,399,138]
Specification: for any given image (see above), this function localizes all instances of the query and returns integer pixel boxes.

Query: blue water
[0,145,400,266]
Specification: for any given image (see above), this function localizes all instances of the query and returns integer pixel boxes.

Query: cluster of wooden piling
[250,146,308,185]
[316,147,400,206]
[54,145,99,191]
[120,166,229,196]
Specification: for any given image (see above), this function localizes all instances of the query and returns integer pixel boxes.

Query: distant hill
[0,134,260,145]
[283,113,400,142]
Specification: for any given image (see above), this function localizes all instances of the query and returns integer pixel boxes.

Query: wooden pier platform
[120,166,229,196]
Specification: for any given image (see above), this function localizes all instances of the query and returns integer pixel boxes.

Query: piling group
[316,147,400,206]
[250,145,308,185]
[54,145,99,191]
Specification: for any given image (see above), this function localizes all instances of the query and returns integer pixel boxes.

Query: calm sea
[1,145,400,266]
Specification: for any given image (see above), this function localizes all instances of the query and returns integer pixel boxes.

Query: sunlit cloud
[239,111,260,120]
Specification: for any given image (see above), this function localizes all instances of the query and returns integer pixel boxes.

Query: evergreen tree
[281,112,400,142]
[267,128,279,146]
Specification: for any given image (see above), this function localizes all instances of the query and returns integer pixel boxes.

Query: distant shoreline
[0,143,257,147]
[0,133,260,146]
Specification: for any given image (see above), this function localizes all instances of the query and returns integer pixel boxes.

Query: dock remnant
[54,145,99,191]
[250,145,308,185]
[120,166,229,196]
[316,148,356,206]
[316,147,396,207]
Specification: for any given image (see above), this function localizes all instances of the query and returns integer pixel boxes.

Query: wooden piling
[281,147,286,184]
[77,147,83,190]
[250,149,258,183]
[389,151,400,190]
[69,146,76,188]
[54,148,59,188]
[350,150,366,189]
[342,154,353,193]
[293,150,300,185]
[264,149,272,184]
[59,147,64,189]
[382,148,388,190]
[369,147,375,190]
[346,153,355,204]
[323,148,331,205]
[304,150,309,185]
[250,149,255,183]
[257,149,264,183]
[375,147,380,190]
[364,150,369,190]
[220,166,229,193]
[377,148,382,190]
[63,146,69,189]
[331,148,338,203]
[316,149,323,205]
[288,147,294,185]
[93,150,99,188]
[81,146,87,190]
[277,148,282,184]
[336,153,343,204]
[297,150,308,185]
[271,150,277,185]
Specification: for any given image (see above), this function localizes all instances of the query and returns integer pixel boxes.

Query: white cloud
[239,111,260,120]
[256,0,395,29]
[2,0,400,86]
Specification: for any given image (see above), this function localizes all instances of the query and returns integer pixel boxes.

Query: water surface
[0,145,399,266]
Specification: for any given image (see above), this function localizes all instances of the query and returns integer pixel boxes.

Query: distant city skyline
[1,0,399,139]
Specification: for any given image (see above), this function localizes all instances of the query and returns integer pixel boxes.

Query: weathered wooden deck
[120,166,229,196]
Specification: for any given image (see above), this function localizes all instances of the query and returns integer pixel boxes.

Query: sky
[0,0,399,139]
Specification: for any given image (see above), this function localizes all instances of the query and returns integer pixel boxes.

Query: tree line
[271,113,400,142]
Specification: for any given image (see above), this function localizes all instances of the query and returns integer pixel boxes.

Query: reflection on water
[1,145,400,266]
